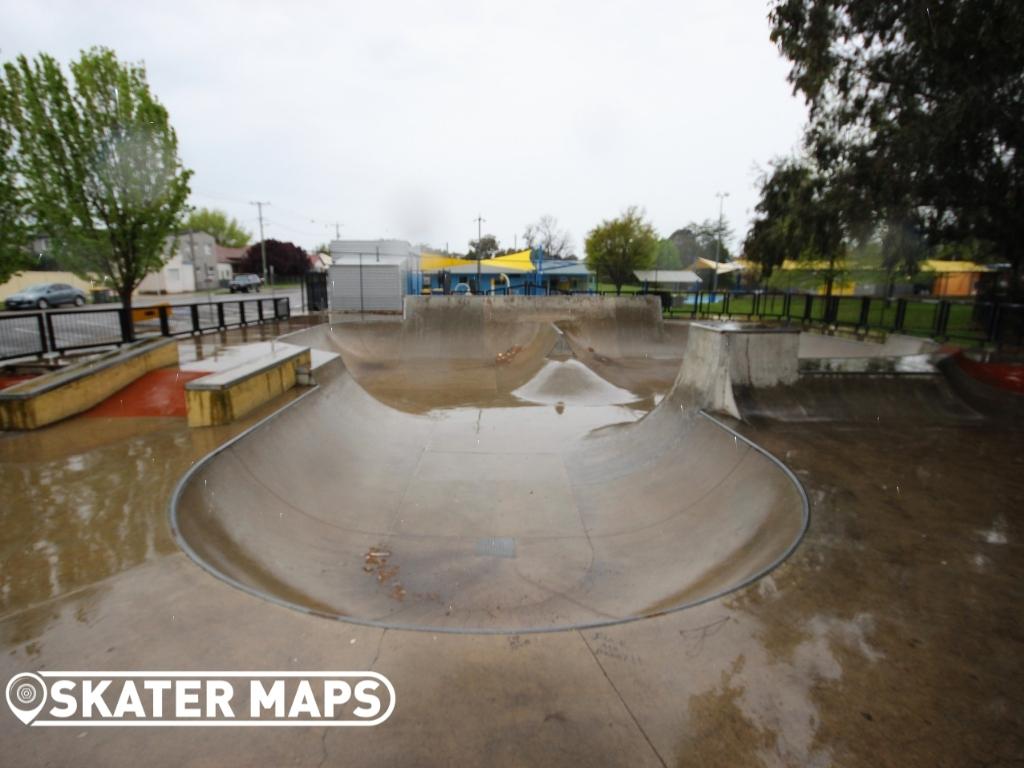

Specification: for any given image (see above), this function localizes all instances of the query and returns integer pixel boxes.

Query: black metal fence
[656,291,1023,347]
[0,297,291,362]
[305,272,329,311]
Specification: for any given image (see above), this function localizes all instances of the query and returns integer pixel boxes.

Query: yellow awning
[490,249,535,272]
[420,251,471,271]
[919,260,991,273]
[780,259,841,271]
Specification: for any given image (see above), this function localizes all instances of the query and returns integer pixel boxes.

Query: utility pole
[250,201,270,284]
[474,214,485,294]
[335,222,341,240]
[712,192,729,294]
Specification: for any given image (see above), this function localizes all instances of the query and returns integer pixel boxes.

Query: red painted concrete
[955,352,1024,394]
[85,368,210,418]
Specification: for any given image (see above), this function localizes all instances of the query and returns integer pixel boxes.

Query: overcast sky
[3,0,807,255]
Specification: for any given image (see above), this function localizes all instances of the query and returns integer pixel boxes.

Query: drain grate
[475,537,517,558]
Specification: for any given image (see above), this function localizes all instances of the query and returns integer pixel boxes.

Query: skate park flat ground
[1,306,1022,767]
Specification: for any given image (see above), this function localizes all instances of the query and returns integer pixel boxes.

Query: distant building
[215,244,247,280]
[137,245,195,294]
[137,231,221,294]
[175,232,219,290]
[537,259,595,293]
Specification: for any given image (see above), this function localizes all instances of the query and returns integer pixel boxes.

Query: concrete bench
[0,337,178,430]
[185,344,313,427]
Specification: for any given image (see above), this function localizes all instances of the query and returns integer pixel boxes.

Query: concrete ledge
[0,337,179,430]
[674,322,800,418]
[185,346,312,427]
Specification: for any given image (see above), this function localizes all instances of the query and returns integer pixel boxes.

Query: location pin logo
[6,673,47,725]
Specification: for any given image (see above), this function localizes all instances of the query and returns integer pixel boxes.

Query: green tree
[468,234,500,260]
[186,207,251,248]
[584,207,657,294]
[0,73,31,283]
[3,47,191,313]
[654,239,682,269]
[744,157,846,298]
[668,219,734,267]
[770,0,1024,293]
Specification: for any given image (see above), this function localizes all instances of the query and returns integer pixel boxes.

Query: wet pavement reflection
[0,319,1022,766]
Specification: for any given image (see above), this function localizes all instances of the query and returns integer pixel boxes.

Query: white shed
[328,256,407,311]
[327,240,418,312]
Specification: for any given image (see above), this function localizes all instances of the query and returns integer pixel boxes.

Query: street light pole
[250,200,270,288]
[712,192,729,294]
[474,214,485,294]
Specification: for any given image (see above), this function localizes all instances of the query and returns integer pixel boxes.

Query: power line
[263,219,332,239]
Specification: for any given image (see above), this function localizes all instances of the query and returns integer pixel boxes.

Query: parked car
[5,283,87,310]
[228,274,262,293]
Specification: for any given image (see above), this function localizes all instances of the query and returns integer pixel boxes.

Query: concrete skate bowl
[171,300,809,633]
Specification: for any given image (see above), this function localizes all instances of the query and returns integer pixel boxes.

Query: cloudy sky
[2,0,807,255]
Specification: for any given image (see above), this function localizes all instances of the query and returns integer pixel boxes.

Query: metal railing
[0,296,290,362]
[654,291,1022,348]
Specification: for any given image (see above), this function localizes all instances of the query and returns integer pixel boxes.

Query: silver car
[5,283,87,310]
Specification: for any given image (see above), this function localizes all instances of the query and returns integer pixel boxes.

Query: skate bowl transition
[171,297,810,633]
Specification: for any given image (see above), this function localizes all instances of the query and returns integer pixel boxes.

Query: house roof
[539,261,593,276]
[215,245,247,264]
[634,270,702,284]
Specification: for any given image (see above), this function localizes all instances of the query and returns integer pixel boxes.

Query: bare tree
[523,215,573,259]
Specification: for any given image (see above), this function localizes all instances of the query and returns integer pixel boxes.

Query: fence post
[35,312,49,355]
[158,305,170,336]
[935,300,950,339]
[858,297,870,330]
[723,293,731,316]
[216,302,226,330]
[894,299,907,331]
[239,301,247,326]
[783,293,792,323]
[986,301,1001,344]
[803,295,813,323]
[45,312,57,353]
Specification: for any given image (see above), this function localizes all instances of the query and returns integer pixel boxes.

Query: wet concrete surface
[0,317,1022,765]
